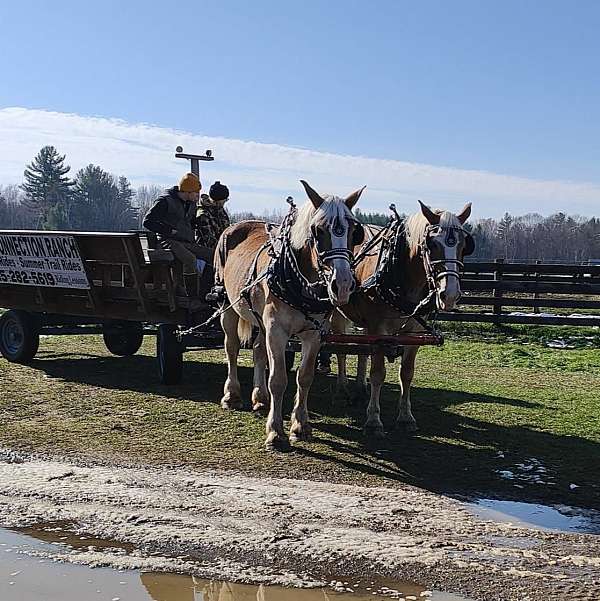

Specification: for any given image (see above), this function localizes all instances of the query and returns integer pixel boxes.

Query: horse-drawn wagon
[0,148,445,433]
[0,226,442,382]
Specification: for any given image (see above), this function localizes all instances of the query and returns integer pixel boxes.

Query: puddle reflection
[468,498,600,534]
[142,573,333,600]
[140,572,471,601]
[1,526,472,601]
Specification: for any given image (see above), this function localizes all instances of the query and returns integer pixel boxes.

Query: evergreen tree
[354,208,393,226]
[21,146,74,228]
[72,165,137,231]
[117,176,138,228]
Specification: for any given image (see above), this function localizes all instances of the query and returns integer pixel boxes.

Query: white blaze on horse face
[327,212,355,306]
[431,215,463,311]
[436,239,461,311]
[328,233,354,305]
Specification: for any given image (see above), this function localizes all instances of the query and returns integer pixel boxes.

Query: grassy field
[0,328,599,508]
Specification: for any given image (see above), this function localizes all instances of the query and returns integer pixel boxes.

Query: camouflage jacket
[195,204,230,248]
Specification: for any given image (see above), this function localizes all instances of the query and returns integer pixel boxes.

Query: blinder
[352,222,365,247]
[425,225,474,257]
[463,233,475,256]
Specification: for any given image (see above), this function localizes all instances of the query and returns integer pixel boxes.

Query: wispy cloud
[0,107,598,218]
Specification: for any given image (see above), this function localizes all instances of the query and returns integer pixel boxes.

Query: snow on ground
[0,451,599,600]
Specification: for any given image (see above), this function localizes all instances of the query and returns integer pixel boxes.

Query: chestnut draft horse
[214,181,365,451]
[333,200,475,437]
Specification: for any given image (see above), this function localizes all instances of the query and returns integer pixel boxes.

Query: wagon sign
[0,233,90,289]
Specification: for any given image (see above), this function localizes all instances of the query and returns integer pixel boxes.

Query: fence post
[533,259,541,314]
[493,258,504,323]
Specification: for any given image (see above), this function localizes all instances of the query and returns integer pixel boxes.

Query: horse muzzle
[328,271,356,306]
[436,285,461,312]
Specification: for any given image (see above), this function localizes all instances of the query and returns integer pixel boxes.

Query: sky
[1,0,599,218]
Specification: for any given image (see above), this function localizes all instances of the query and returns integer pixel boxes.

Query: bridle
[359,207,474,325]
[308,215,361,290]
[421,224,471,295]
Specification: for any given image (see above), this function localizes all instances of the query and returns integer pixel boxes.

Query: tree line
[1,146,599,262]
[0,146,140,231]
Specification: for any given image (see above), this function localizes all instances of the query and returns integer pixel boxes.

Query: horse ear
[457,202,472,224]
[418,200,440,225]
[300,180,324,209]
[345,186,366,209]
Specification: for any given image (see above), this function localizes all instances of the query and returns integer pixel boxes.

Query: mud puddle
[0,526,471,601]
[468,498,600,533]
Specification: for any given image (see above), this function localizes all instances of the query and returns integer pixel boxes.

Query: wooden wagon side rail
[0,230,210,325]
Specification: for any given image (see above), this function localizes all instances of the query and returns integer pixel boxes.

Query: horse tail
[237,317,253,346]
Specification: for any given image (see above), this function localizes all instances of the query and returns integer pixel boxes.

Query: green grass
[0,332,599,508]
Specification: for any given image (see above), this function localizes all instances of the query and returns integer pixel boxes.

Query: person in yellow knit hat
[143,172,213,296]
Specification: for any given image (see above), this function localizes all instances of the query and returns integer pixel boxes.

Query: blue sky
[1,0,599,217]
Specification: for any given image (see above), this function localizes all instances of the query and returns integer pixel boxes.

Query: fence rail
[437,259,600,326]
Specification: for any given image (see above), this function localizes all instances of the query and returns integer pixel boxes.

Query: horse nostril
[349,279,356,292]
[331,281,338,296]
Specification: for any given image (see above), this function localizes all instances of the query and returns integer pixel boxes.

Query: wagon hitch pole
[304,332,444,362]
[287,329,443,359]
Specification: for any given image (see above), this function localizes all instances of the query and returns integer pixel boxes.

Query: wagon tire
[157,324,183,384]
[0,310,40,364]
[285,350,296,372]
[103,321,144,356]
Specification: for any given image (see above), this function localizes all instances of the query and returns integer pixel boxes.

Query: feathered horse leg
[290,330,321,442]
[251,330,269,414]
[264,313,291,452]
[220,308,243,410]
[364,349,386,438]
[395,345,419,432]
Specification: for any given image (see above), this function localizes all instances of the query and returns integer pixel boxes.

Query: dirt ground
[1,449,599,601]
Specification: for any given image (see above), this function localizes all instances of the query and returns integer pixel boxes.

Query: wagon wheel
[103,321,144,356]
[157,324,183,384]
[0,310,40,364]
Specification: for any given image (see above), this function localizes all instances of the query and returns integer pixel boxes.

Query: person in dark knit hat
[195,181,231,249]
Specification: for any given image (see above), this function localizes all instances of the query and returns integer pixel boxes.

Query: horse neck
[296,245,321,283]
[402,239,428,302]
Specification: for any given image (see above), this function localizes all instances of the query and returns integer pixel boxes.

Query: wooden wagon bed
[0,229,210,325]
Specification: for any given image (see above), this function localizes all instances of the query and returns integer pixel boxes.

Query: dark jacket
[143,186,197,243]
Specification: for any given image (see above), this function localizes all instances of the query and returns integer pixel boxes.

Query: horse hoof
[221,395,243,411]
[290,424,312,443]
[394,420,419,433]
[265,434,291,453]
[363,423,386,439]
[252,402,269,417]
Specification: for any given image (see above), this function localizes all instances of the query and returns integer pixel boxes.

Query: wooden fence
[437,260,600,326]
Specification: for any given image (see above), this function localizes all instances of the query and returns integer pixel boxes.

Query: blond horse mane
[289,197,354,250]
[404,208,463,255]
